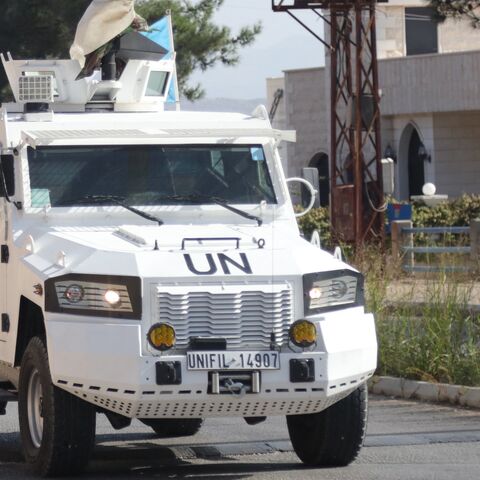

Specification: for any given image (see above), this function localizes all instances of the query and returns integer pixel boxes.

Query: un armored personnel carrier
[0,31,377,476]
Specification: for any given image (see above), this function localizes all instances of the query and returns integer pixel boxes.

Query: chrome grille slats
[55,281,133,312]
[153,284,292,350]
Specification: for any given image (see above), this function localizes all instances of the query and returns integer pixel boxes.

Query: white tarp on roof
[70,0,136,67]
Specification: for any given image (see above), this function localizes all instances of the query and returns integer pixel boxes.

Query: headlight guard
[45,274,142,319]
[303,269,364,316]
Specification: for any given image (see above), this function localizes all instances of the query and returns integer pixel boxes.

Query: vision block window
[145,71,169,97]
[405,7,438,56]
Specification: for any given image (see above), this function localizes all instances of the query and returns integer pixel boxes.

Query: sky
[189,0,326,99]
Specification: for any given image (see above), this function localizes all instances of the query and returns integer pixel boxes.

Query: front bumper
[45,308,377,419]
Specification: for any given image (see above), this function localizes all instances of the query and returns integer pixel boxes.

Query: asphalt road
[1,395,480,479]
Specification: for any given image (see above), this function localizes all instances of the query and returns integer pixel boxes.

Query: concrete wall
[379,50,480,116]
[376,6,406,58]
[433,112,480,196]
[284,67,328,177]
[376,2,480,58]
[439,18,480,53]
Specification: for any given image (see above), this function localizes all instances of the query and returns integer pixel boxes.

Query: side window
[405,7,438,56]
[250,147,273,194]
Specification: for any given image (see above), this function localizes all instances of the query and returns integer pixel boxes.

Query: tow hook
[224,378,247,398]
[209,371,260,395]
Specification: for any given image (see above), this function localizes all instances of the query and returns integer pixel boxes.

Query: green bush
[412,194,480,227]
[296,207,331,246]
[296,195,480,248]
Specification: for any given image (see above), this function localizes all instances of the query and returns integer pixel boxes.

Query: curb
[369,376,480,409]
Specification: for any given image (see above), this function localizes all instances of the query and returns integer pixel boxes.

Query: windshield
[27,145,277,208]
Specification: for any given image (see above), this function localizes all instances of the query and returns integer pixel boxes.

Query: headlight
[104,289,121,307]
[303,270,364,315]
[64,284,85,304]
[45,274,142,319]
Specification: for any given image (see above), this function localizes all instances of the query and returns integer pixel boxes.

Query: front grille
[152,283,293,350]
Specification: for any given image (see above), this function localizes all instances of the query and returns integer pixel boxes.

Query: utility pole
[272,1,385,247]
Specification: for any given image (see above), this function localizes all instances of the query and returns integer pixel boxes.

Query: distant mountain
[180,97,267,115]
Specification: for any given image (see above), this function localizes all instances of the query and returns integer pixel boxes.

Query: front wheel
[18,337,96,477]
[287,383,368,467]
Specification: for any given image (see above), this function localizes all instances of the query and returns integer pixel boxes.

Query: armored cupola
[1,0,178,114]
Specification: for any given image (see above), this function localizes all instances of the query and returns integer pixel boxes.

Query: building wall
[376,1,480,58]
[269,4,480,198]
[376,6,406,58]
[379,50,480,116]
[439,19,480,54]
[284,67,327,177]
[433,112,480,196]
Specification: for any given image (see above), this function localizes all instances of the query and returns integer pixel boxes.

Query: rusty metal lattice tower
[272,1,385,247]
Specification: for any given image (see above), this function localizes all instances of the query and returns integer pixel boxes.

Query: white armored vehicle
[0,27,377,477]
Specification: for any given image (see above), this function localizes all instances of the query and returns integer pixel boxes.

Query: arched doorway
[398,124,426,199]
[309,152,330,207]
[408,129,425,196]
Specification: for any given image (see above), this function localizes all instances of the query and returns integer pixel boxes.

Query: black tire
[287,383,368,467]
[18,337,96,477]
[141,418,203,438]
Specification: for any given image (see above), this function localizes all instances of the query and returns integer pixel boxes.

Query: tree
[0,0,90,99]
[429,1,480,27]
[0,0,261,101]
[137,1,261,100]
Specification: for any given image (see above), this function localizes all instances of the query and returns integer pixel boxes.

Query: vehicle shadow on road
[1,434,304,479]
[88,457,304,479]
[0,432,23,463]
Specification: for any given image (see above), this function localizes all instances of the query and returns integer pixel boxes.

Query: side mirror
[286,177,317,218]
[301,168,321,208]
[0,155,15,197]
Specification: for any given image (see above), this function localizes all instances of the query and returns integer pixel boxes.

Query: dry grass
[347,246,480,387]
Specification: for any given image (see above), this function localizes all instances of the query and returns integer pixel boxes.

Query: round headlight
[104,289,121,306]
[64,284,84,304]
[331,280,348,299]
[148,323,176,351]
[289,320,317,348]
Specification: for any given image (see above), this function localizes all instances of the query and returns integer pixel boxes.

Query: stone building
[267,0,480,203]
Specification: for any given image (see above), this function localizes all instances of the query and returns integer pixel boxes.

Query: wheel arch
[14,296,46,367]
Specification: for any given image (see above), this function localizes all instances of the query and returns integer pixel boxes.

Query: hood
[19,223,351,281]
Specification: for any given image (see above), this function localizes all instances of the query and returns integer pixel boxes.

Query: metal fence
[392,220,480,273]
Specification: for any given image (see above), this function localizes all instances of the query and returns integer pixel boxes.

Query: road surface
[1,395,479,479]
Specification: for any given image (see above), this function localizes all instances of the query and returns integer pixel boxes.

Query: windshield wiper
[160,194,263,226]
[59,195,163,226]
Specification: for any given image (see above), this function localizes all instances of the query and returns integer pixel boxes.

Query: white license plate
[187,351,280,371]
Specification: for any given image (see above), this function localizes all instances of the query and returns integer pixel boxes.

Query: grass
[348,247,480,387]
